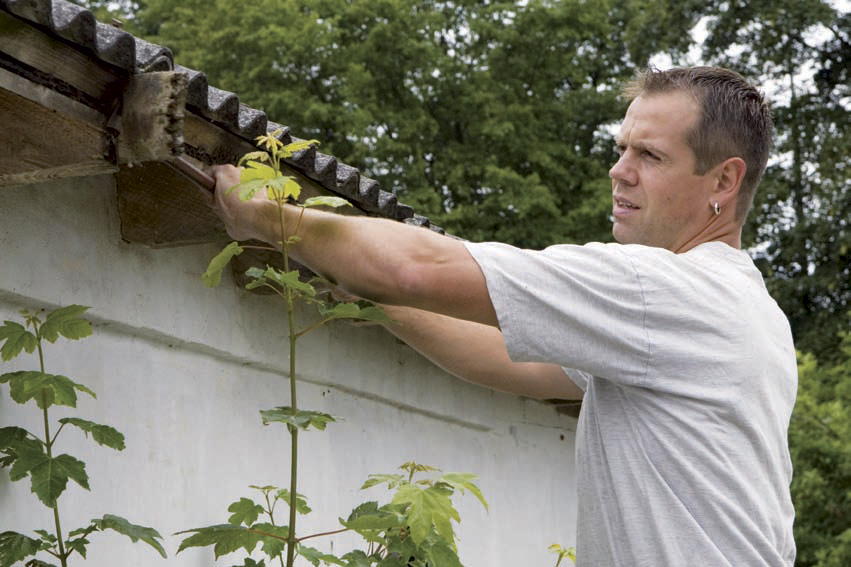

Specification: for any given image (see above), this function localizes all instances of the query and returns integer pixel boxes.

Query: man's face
[609,92,717,252]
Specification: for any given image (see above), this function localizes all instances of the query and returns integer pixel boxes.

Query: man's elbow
[334,255,430,308]
[389,259,440,308]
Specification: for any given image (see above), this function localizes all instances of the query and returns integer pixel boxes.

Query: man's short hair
[622,66,774,222]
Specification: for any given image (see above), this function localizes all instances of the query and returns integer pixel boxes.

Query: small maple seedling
[0,305,166,567]
[186,133,487,567]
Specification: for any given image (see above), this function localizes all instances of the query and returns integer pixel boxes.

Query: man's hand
[209,164,271,242]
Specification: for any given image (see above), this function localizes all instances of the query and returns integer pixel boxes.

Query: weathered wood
[0,160,117,187]
[0,79,109,179]
[168,156,215,193]
[183,112,259,166]
[0,10,123,110]
[116,160,226,247]
[116,71,187,163]
[0,65,106,126]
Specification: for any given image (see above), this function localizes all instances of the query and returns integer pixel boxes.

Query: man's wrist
[243,198,282,243]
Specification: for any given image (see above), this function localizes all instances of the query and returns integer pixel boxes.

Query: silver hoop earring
[713,202,721,216]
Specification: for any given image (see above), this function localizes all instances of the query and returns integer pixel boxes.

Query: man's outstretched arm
[211,165,498,327]
[211,166,582,401]
[381,305,584,401]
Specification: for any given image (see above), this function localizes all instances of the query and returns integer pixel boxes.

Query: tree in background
[792,335,851,566]
[72,0,140,22]
[701,0,850,362]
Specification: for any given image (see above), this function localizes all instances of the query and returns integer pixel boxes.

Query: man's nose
[609,154,635,187]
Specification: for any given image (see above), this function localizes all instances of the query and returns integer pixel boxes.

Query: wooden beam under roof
[0,68,116,187]
[0,9,124,112]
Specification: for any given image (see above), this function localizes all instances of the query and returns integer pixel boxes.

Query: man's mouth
[614,197,640,210]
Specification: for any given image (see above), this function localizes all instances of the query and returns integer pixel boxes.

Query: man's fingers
[207,164,256,241]
[210,165,241,196]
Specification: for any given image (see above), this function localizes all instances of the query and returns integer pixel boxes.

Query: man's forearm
[211,165,498,326]
[381,305,583,401]
[287,205,497,325]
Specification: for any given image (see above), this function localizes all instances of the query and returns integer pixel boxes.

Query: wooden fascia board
[0,68,117,187]
[115,111,365,248]
[0,9,124,112]
[0,9,123,185]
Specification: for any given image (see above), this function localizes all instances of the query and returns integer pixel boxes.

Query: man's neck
[673,222,742,254]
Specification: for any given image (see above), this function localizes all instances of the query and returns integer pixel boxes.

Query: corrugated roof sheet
[0,0,441,231]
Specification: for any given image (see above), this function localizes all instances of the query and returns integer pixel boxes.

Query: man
[210,66,797,566]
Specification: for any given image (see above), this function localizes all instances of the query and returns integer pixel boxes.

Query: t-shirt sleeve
[562,367,590,392]
[464,240,651,385]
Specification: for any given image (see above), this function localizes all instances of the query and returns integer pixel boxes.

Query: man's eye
[615,146,625,156]
[643,150,659,160]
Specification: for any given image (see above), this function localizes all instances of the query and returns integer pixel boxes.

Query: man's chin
[612,225,659,248]
[612,224,636,245]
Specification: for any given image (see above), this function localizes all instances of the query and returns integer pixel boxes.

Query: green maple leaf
[202,242,244,287]
[303,196,351,209]
[273,489,312,515]
[341,501,404,536]
[392,483,458,548]
[266,175,301,201]
[39,305,92,343]
[0,426,30,451]
[1,371,95,409]
[318,302,389,324]
[10,446,89,507]
[227,497,265,527]
[280,139,319,158]
[176,524,262,558]
[58,418,125,450]
[89,515,167,558]
[1,427,42,471]
[383,533,417,564]
[234,177,274,202]
[240,162,277,185]
[64,534,91,559]
[246,267,316,297]
[0,531,45,565]
[360,474,406,491]
[252,523,290,558]
[259,408,337,431]
[238,151,271,165]
[421,538,463,567]
[0,321,37,361]
[438,472,488,510]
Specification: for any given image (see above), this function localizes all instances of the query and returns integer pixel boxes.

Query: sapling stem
[36,330,68,567]
[286,313,299,567]
[297,527,349,543]
[275,189,300,567]
[295,318,331,339]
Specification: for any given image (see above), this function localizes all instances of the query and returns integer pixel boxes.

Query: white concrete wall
[0,176,577,566]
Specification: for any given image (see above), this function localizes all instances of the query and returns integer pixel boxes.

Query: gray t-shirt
[464,240,797,566]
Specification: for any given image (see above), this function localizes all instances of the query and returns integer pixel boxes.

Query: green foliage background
[73,1,851,564]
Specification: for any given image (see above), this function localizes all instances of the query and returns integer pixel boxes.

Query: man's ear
[714,156,747,206]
